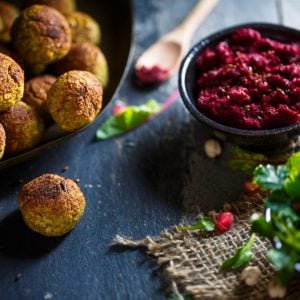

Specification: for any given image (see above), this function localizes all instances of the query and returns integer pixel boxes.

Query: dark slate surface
[0,0,298,299]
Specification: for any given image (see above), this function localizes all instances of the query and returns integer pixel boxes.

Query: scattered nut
[204,139,222,158]
[250,213,262,222]
[268,279,287,298]
[240,266,261,286]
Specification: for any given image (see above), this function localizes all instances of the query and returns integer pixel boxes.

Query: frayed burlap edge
[113,193,300,300]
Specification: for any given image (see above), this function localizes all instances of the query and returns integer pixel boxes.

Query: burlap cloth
[113,138,300,299]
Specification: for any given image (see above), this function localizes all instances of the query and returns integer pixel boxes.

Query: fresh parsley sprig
[177,217,215,232]
[221,234,256,271]
[251,152,300,286]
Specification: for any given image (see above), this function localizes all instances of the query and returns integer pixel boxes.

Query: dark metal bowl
[0,0,133,170]
[179,23,300,150]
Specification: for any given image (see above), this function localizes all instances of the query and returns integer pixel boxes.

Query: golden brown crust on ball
[18,173,86,236]
[0,102,44,155]
[23,74,56,121]
[65,11,100,45]
[11,5,71,65]
[25,0,76,14]
[0,1,19,42]
[0,123,6,160]
[53,43,109,88]
[0,53,24,111]
[47,70,103,131]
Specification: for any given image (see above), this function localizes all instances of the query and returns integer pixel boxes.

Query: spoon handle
[179,0,220,39]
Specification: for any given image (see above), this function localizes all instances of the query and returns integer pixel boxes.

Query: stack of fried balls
[0,0,108,159]
[0,0,108,236]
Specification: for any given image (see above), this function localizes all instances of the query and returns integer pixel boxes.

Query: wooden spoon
[135,0,220,85]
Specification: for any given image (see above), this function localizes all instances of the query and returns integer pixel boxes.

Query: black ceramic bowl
[179,23,300,149]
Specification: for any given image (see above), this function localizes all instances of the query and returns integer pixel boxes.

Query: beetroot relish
[135,65,168,85]
[196,28,300,130]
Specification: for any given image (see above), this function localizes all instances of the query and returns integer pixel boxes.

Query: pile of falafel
[0,0,108,160]
[0,0,108,236]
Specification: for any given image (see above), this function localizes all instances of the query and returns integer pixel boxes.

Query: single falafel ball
[65,11,101,45]
[23,74,56,121]
[18,174,85,236]
[48,70,103,132]
[0,1,19,42]
[25,0,76,14]
[0,123,6,160]
[53,43,109,88]
[0,102,44,156]
[0,53,24,111]
[11,5,72,66]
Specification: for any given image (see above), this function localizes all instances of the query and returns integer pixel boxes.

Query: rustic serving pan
[0,0,133,170]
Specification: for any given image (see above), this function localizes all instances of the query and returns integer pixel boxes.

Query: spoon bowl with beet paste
[179,23,300,150]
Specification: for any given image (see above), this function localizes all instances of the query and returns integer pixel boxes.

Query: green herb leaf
[253,164,288,191]
[229,146,268,175]
[286,152,300,180]
[265,200,298,220]
[249,151,300,286]
[96,100,161,140]
[178,217,215,232]
[283,152,300,200]
[267,248,298,286]
[221,234,255,271]
[285,176,300,201]
[251,217,275,239]
[266,189,290,204]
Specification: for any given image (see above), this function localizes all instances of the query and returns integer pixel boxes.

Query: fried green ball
[53,43,109,88]
[0,1,19,42]
[18,174,86,237]
[11,5,72,66]
[0,102,44,156]
[47,70,103,132]
[23,74,56,121]
[25,0,76,14]
[0,123,6,160]
[65,11,101,45]
[0,53,24,111]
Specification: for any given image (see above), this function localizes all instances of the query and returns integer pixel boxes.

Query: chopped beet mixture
[135,66,168,85]
[196,28,300,130]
